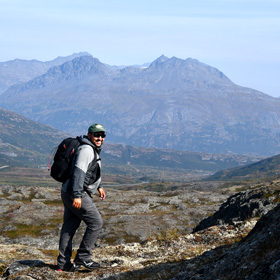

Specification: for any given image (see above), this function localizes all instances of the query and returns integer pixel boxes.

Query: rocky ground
[1,179,280,279]
[0,181,230,249]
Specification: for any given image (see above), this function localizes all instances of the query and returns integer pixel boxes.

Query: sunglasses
[93,132,106,138]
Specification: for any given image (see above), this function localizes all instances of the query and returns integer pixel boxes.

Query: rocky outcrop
[170,203,280,280]
[193,185,279,232]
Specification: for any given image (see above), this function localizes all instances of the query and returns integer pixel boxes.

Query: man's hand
[98,188,106,200]
[73,198,82,209]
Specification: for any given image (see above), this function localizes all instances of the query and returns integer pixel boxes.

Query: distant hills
[207,153,280,181]
[0,108,68,167]
[0,108,262,179]
[0,54,280,156]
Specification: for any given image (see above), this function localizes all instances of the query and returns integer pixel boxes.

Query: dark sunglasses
[93,132,106,138]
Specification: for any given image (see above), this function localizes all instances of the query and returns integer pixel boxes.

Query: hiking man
[57,124,106,271]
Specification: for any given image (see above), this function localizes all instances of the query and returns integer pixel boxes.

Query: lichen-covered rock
[193,185,279,233]
[170,203,280,280]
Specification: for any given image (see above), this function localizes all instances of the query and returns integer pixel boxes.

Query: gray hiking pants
[57,190,103,268]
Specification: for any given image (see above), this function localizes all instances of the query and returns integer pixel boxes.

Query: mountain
[0,108,68,167]
[0,108,261,177]
[0,52,90,94]
[1,54,280,156]
[207,153,280,181]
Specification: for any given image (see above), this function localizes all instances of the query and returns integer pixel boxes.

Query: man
[57,124,106,271]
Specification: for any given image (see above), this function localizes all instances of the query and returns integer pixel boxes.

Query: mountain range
[0,54,280,156]
[0,108,262,179]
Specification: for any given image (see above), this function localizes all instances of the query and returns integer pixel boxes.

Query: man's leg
[57,192,81,270]
[74,192,103,262]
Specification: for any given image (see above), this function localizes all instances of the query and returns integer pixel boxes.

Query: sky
[1,0,280,97]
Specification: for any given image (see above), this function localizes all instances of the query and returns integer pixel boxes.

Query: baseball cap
[88,124,106,133]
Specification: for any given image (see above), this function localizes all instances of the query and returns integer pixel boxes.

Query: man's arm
[72,146,94,209]
[71,146,94,199]
[73,188,105,209]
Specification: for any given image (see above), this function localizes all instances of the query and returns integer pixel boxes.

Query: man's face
[88,132,106,147]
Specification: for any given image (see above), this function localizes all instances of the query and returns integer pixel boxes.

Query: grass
[152,228,180,242]
[263,190,280,203]
[1,216,63,239]
[44,200,63,206]
[3,223,47,239]
[0,167,61,187]
[40,249,59,259]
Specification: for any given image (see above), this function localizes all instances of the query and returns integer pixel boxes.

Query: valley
[1,53,280,279]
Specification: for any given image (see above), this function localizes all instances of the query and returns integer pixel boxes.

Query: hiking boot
[57,263,80,272]
[74,259,100,270]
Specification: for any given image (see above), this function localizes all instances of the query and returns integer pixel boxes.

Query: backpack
[49,137,81,183]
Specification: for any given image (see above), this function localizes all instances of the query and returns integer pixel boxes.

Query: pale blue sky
[1,0,279,97]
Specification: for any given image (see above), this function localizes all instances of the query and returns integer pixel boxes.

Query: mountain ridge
[0,108,262,178]
[0,52,91,94]
[1,54,280,156]
[207,153,280,181]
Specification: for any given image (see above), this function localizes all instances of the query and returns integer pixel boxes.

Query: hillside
[0,108,68,167]
[207,153,280,181]
[0,54,280,156]
[0,108,261,180]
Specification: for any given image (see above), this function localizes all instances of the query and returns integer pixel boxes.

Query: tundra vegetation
[1,166,280,279]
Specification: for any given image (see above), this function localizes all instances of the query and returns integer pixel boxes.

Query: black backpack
[49,137,81,183]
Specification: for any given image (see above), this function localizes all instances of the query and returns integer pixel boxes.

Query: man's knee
[98,216,103,229]
[85,211,103,230]
[92,215,103,230]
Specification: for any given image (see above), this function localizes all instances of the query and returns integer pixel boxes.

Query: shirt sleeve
[71,145,95,198]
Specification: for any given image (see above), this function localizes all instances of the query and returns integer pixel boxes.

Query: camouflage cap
[88,123,106,133]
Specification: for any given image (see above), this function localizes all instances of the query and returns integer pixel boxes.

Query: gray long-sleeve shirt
[62,136,101,198]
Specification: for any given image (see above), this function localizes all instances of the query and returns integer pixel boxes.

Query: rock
[0,197,20,214]
[14,276,34,280]
[193,186,278,233]
[169,203,280,280]
[3,260,45,276]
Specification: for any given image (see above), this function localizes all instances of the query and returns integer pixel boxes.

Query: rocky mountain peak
[47,55,112,77]
[51,51,91,64]
[0,52,94,94]
[148,54,169,68]
[7,55,114,93]
[145,55,233,89]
